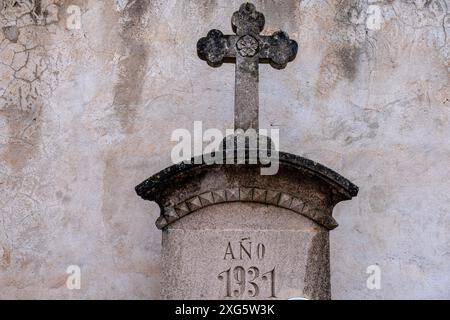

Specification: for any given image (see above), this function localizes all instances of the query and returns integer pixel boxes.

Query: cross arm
[197,30,239,67]
[258,31,298,69]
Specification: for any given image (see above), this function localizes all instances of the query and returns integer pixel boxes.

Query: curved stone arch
[136,149,358,233]
[136,150,358,199]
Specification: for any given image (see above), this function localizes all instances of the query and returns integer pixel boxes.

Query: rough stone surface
[161,203,330,300]
[0,0,449,299]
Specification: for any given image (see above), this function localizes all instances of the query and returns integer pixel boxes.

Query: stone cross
[197,2,298,131]
[137,3,359,300]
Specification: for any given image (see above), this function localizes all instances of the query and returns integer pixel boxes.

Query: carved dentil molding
[156,187,338,230]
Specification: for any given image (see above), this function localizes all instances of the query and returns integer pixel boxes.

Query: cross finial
[197,2,298,131]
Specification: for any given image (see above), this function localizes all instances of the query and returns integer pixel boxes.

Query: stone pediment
[135,148,358,231]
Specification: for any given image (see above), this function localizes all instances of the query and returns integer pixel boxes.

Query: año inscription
[218,238,276,298]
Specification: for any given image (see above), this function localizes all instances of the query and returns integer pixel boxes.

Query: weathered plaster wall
[0,0,448,299]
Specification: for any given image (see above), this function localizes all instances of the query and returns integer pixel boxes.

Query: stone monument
[135,3,358,300]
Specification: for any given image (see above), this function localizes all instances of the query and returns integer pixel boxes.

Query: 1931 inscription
[218,238,276,298]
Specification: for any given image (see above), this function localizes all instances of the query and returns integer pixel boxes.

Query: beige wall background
[0,0,449,299]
